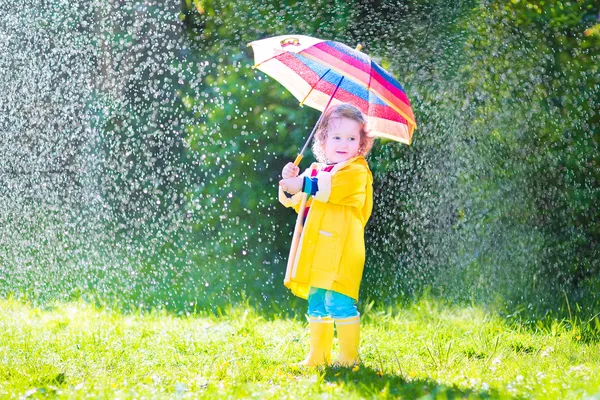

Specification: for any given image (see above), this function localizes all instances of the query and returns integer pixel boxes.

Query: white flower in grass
[540,346,554,357]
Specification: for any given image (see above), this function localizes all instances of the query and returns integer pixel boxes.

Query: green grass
[1,297,599,399]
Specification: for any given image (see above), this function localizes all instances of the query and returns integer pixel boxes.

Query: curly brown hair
[311,103,374,164]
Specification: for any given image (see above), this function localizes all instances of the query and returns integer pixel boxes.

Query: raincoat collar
[325,156,366,175]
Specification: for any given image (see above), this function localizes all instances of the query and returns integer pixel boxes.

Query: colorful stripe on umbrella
[299,42,415,130]
[254,50,413,144]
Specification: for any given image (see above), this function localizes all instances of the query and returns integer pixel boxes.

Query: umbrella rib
[250,51,286,69]
[298,76,345,156]
[299,69,331,107]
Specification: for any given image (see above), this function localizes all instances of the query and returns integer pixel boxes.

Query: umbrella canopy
[247,34,416,145]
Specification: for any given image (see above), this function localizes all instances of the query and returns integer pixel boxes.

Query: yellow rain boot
[334,316,360,367]
[298,317,334,367]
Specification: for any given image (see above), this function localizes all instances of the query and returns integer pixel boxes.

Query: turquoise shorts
[307,287,359,319]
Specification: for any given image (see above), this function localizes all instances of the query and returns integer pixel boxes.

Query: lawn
[1,297,598,399]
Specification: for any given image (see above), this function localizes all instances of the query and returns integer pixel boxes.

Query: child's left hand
[279,176,303,194]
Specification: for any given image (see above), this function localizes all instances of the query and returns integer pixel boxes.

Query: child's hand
[281,162,300,179]
[279,177,303,194]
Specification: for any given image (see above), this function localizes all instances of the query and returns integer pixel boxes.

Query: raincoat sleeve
[278,168,310,213]
[312,162,370,209]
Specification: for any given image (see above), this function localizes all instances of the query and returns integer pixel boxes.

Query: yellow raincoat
[278,156,373,300]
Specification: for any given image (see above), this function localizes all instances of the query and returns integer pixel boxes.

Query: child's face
[324,116,362,164]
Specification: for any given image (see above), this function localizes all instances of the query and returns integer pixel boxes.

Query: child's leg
[325,290,361,367]
[298,287,334,366]
[307,287,329,318]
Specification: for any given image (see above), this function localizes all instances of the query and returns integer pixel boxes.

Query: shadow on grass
[320,364,500,399]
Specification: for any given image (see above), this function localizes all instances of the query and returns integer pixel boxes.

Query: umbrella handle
[285,192,308,284]
[293,154,303,166]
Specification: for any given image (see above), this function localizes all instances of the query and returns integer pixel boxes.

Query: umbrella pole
[292,76,345,167]
[284,192,307,284]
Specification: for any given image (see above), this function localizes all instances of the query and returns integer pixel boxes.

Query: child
[278,103,374,367]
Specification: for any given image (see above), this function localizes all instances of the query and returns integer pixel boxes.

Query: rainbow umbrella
[247,34,416,164]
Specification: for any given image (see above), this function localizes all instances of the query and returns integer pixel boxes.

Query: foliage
[449,0,600,316]
[1,0,597,323]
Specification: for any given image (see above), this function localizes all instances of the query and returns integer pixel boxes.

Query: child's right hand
[281,162,300,179]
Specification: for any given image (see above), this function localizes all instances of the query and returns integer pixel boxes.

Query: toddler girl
[278,103,374,367]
